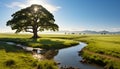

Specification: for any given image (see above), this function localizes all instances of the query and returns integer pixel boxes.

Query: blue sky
[0,0,120,33]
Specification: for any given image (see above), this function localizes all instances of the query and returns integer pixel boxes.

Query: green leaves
[7,4,59,35]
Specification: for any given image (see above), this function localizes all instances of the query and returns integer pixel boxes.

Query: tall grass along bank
[78,35,120,69]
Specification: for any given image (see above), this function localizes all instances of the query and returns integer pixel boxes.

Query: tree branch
[25,29,33,33]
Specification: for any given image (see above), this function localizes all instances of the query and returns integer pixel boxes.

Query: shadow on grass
[0,38,79,50]
[0,41,24,53]
[31,38,73,49]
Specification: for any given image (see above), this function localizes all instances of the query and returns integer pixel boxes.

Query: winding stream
[54,42,103,69]
[5,41,103,69]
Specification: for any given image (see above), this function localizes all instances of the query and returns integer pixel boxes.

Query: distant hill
[59,30,120,34]
[79,30,98,34]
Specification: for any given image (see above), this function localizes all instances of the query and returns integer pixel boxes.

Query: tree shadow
[0,37,76,52]
[0,41,25,53]
[36,39,67,49]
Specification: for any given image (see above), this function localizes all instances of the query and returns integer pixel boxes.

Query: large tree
[7,4,59,38]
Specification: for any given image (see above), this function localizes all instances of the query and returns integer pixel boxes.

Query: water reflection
[39,42,103,69]
[5,41,103,69]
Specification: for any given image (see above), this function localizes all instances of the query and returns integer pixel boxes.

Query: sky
[0,0,120,33]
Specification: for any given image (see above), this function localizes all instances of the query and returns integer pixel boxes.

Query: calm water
[54,42,103,69]
[6,41,104,69]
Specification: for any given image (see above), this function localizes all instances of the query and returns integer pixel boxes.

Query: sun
[29,0,39,4]
[28,0,44,5]
[26,0,59,13]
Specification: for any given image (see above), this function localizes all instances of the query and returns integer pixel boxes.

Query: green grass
[77,35,120,69]
[0,33,120,69]
[0,33,79,69]
[0,34,79,49]
[77,35,120,58]
[0,42,57,69]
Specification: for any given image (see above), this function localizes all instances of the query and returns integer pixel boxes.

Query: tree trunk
[32,30,39,39]
[32,26,40,39]
[32,16,40,39]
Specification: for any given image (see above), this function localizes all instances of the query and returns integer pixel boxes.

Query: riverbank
[77,35,120,69]
[0,34,120,69]
[0,41,58,69]
[0,34,79,69]
[54,42,103,69]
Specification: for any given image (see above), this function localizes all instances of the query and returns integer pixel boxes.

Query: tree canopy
[7,4,59,38]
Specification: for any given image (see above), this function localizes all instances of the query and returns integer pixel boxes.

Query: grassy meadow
[0,34,79,49]
[77,35,120,69]
[0,41,57,69]
[0,33,120,69]
[0,33,79,69]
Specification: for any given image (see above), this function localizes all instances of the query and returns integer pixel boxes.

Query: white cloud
[6,2,27,8]
[6,0,61,13]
